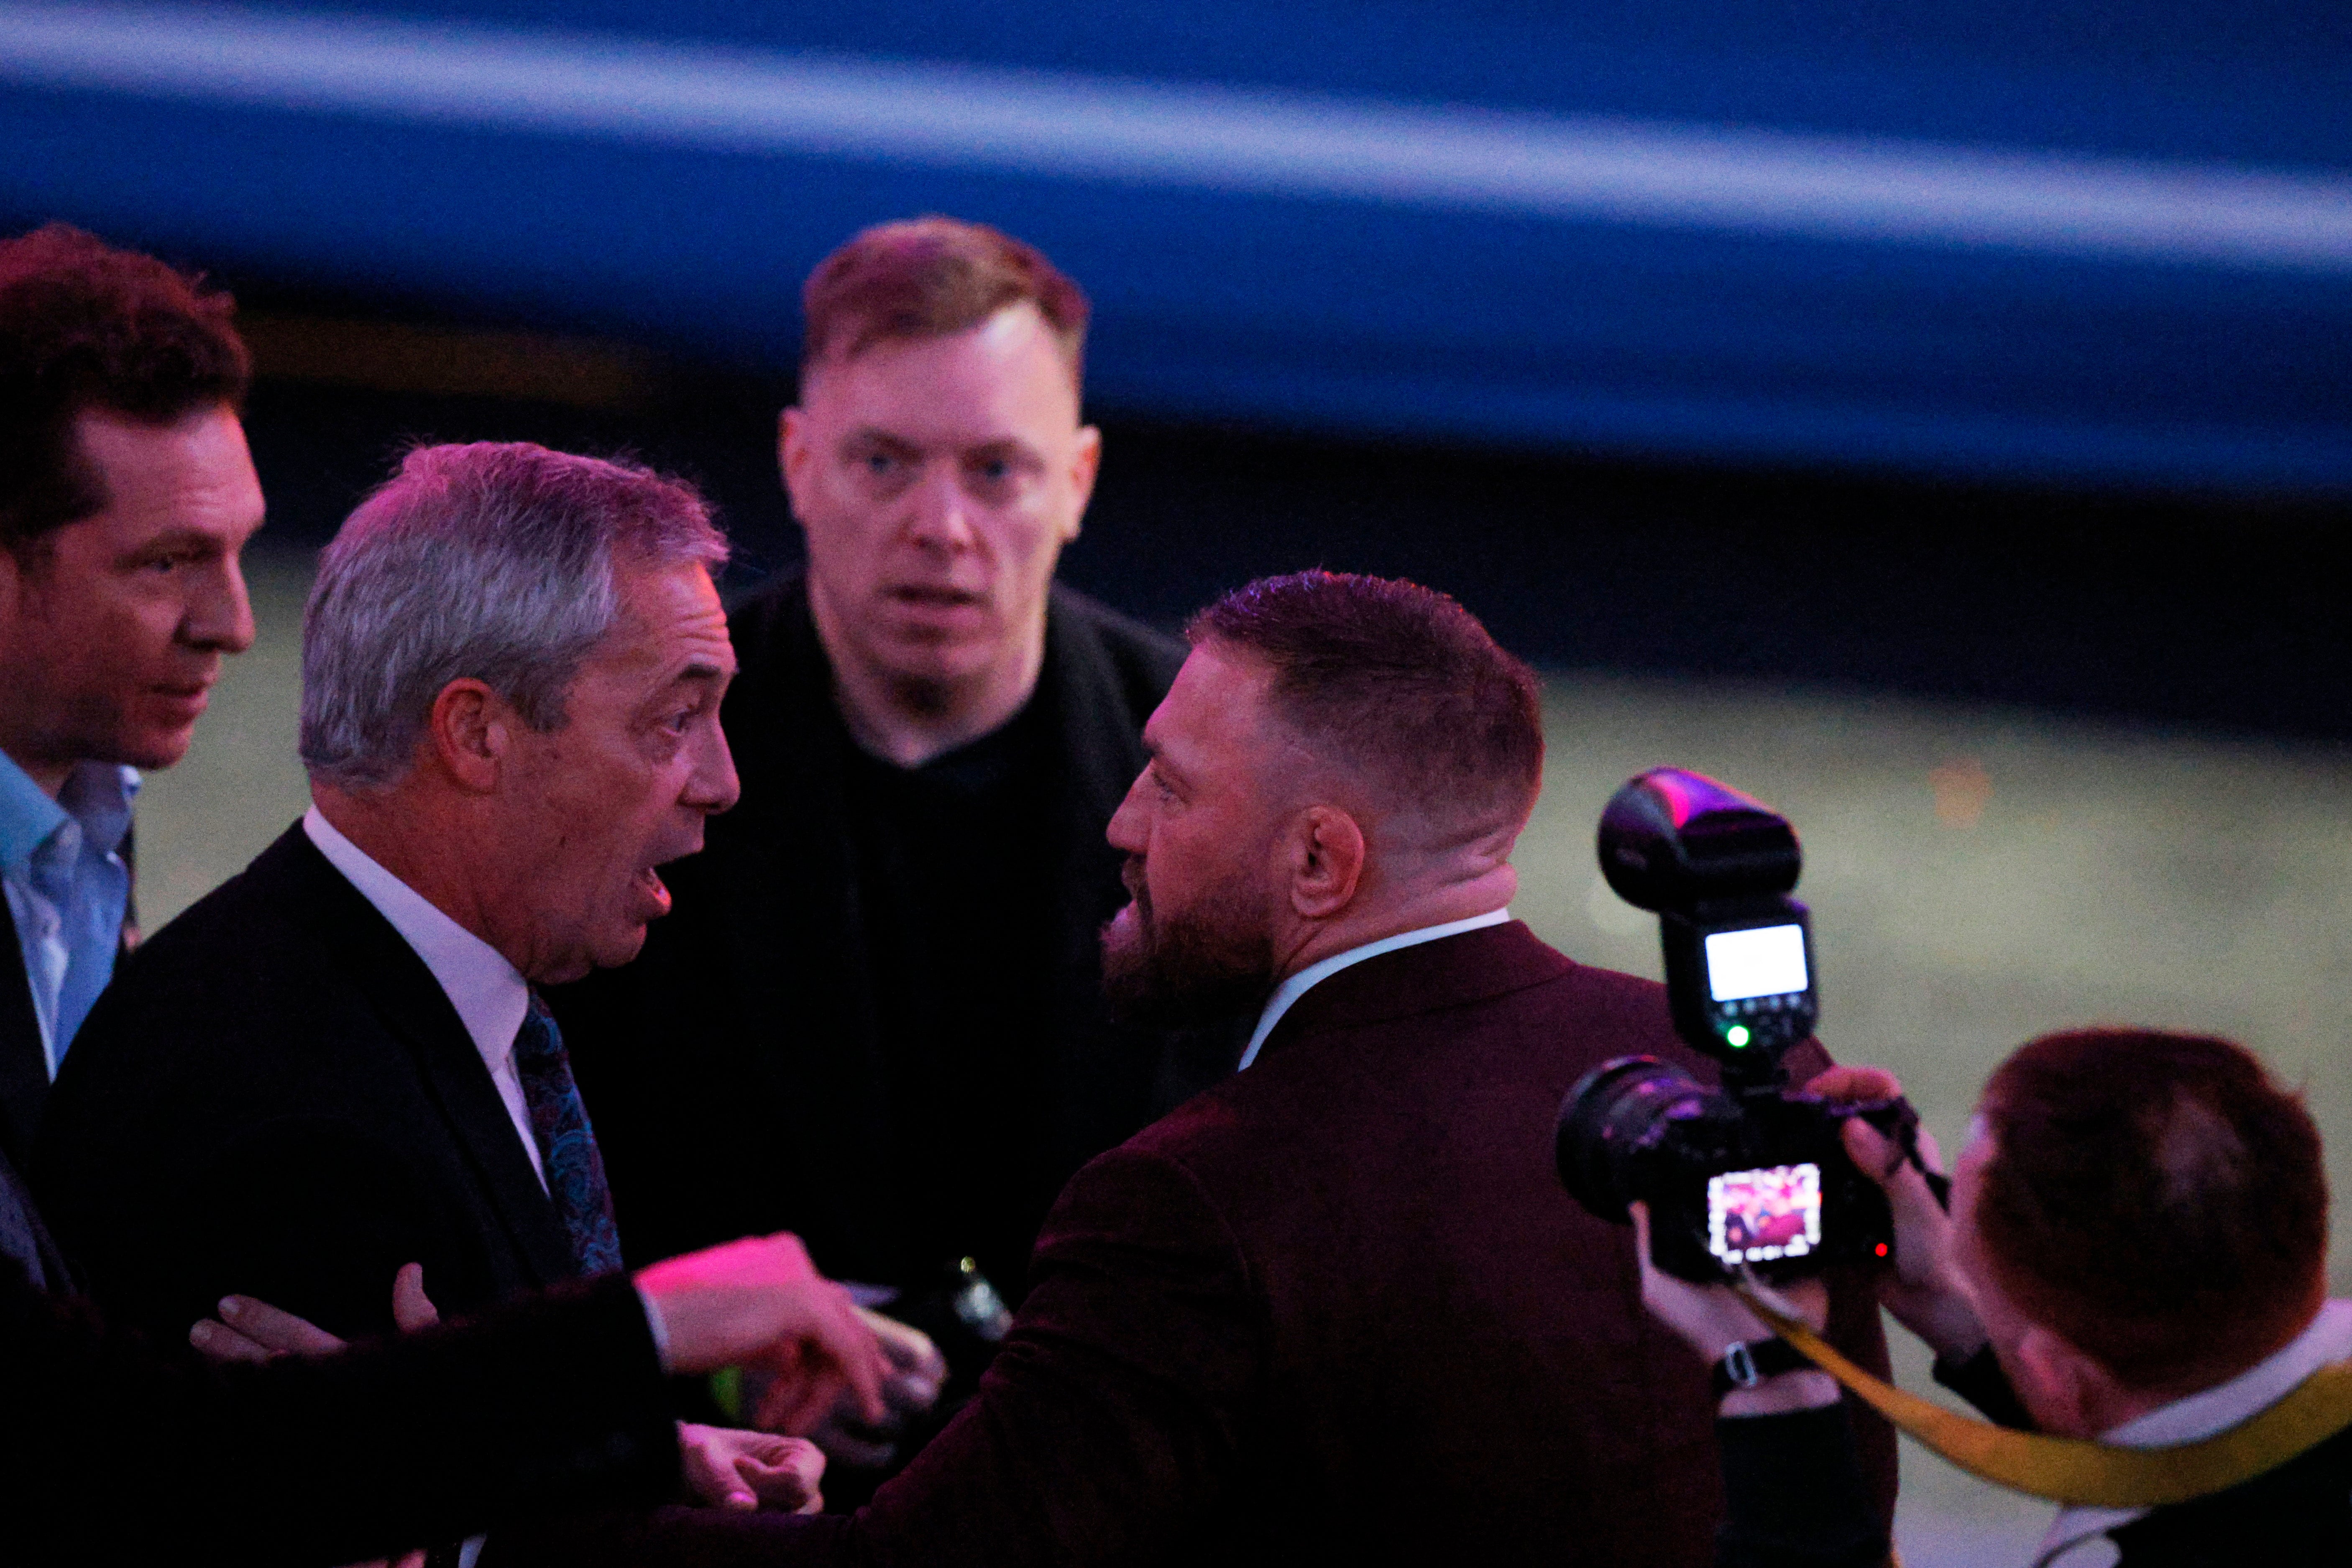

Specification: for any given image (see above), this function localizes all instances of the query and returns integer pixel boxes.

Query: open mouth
[632,866,672,916]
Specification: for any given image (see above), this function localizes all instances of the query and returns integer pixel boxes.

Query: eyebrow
[116,529,230,559]
[962,437,1042,462]
[843,428,925,456]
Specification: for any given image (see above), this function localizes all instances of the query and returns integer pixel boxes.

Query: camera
[1555,768,1920,1284]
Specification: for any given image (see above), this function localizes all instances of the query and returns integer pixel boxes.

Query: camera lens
[1555,1056,1716,1223]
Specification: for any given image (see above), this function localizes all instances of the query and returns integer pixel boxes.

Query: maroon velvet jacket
[508,921,1894,1568]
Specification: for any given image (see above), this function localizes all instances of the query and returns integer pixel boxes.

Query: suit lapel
[0,1131,72,1294]
[271,827,578,1285]
[0,898,48,1177]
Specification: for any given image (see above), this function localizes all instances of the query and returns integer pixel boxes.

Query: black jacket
[37,824,584,1347]
[0,906,69,1293]
[0,898,49,1184]
[550,576,1239,1293]
[0,1261,676,1567]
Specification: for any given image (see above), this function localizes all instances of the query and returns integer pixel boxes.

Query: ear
[2009,1323,2109,1439]
[1286,805,1367,920]
[1064,425,1103,540]
[778,407,812,523]
[425,678,511,795]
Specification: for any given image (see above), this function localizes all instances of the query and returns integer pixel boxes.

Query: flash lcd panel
[1704,924,1809,1002]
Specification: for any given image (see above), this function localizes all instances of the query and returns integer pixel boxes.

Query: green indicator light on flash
[1726,1025,1752,1048]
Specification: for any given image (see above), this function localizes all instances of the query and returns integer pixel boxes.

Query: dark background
[240,352,2350,747]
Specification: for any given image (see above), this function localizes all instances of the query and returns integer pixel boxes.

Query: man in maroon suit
[520,568,1894,1566]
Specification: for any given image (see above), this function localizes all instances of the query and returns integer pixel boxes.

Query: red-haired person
[1636,1027,2347,1566]
[0,223,263,1272]
[502,569,1897,1568]
[551,218,1239,1466]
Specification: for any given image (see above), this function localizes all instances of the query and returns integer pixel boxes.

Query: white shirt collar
[1237,908,1512,1071]
[302,806,534,1099]
[2035,1299,2352,1565]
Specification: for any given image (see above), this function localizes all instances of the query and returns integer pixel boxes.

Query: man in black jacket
[1636,1027,2350,1566]
[552,220,1237,1407]
[40,443,754,1355]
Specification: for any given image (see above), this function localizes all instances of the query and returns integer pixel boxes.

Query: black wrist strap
[1711,1337,1813,1398]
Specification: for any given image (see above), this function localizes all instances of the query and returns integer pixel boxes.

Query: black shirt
[836,693,1064,1303]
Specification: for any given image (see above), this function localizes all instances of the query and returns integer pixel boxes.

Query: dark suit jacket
[551,575,1238,1290]
[0,907,71,1293]
[0,1263,677,1567]
[0,898,50,1184]
[507,922,1898,1568]
[37,824,582,1348]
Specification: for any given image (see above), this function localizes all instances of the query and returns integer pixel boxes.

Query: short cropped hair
[301,443,728,791]
[0,224,251,561]
[801,217,1088,387]
[1976,1028,2329,1389]
[1187,571,1544,830]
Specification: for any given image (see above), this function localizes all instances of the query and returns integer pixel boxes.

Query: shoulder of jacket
[1050,585,1186,703]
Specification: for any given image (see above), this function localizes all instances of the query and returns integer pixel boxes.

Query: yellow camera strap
[1732,1288,2352,1509]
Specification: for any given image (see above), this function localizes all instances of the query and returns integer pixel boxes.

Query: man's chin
[576,927,650,979]
[115,724,198,772]
[1100,913,1271,1030]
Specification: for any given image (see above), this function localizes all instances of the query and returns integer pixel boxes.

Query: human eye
[135,546,205,576]
[847,441,915,491]
[964,449,1034,499]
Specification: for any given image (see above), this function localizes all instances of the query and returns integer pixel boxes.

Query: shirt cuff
[634,1284,673,1373]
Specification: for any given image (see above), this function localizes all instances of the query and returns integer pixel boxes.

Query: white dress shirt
[1237,908,1513,1071]
[2034,1297,2352,1566]
[303,807,545,1189]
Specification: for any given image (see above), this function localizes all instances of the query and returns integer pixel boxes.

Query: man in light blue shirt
[0,223,262,1281]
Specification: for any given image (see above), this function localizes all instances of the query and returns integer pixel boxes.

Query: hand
[782,1308,949,1466]
[1629,1203,1840,1417]
[675,1422,826,1513]
[635,1234,889,1430]
[1804,1066,1990,1363]
[191,1263,440,1362]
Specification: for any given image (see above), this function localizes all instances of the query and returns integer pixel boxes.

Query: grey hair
[300,441,728,791]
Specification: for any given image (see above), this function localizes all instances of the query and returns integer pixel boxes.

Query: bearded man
[509,569,1897,1568]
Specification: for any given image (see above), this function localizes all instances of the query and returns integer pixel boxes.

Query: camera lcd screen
[1704,924,1809,1002]
[1707,1163,1824,1265]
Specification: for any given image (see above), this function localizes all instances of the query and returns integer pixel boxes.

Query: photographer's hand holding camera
[1627,1062,1971,1568]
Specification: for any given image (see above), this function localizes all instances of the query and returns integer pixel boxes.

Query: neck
[811,587,1046,769]
[1271,861,1516,982]
[314,785,521,969]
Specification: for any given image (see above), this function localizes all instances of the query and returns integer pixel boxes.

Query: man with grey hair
[39,442,877,1521]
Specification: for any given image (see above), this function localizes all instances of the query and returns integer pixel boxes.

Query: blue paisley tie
[513,994,625,1277]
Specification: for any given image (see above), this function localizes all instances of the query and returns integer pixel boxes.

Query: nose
[903,467,977,554]
[685,717,743,816]
[1106,769,1151,854]
[183,554,257,655]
